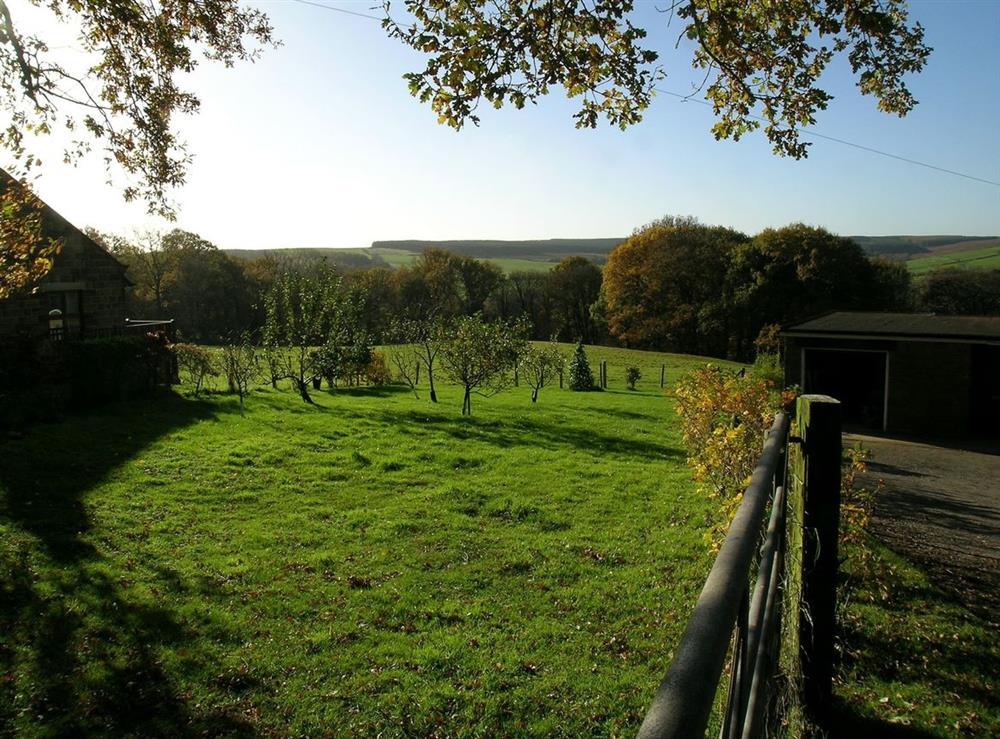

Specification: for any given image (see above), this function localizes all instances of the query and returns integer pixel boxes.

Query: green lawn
[0,345,732,736]
[832,539,1000,737]
[906,243,1000,275]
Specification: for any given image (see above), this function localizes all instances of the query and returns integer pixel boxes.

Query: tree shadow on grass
[0,392,217,560]
[326,384,414,399]
[349,408,684,461]
[831,560,1000,737]
[828,697,940,739]
[0,392,261,736]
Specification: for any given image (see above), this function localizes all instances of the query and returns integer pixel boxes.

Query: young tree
[314,285,372,388]
[625,365,641,391]
[221,336,260,416]
[439,315,527,415]
[522,342,566,403]
[394,317,443,403]
[171,343,218,395]
[567,342,595,392]
[386,343,420,398]
[263,269,338,404]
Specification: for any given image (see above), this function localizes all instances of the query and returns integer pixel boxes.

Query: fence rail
[638,412,790,739]
[638,395,841,738]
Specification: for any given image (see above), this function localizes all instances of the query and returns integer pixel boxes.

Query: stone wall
[0,219,128,340]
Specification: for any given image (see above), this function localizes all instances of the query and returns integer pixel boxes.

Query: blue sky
[14,0,1000,248]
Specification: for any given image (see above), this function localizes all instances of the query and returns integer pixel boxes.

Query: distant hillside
[906,243,1000,276]
[222,235,1000,274]
[850,235,998,259]
[224,247,383,269]
[370,238,625,262]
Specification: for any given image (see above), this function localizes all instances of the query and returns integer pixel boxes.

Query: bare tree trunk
[428,365,438,403]
[462,387,471,415]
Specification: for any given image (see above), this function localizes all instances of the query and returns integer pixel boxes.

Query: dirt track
[848,434,1000,624]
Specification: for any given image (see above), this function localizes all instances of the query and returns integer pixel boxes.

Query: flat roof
[782,312,1000,342]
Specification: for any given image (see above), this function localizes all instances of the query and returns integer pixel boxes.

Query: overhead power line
[288,0,1000,189]
[653,87,1000,188]
[287,0,382,21]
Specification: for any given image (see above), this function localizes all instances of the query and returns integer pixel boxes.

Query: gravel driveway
[848,433,1000,624]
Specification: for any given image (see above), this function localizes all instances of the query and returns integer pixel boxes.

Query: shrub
[171,342,218,394]
[65,335,153,407]
[567,342,594,391]
[221,338,259,415]
[675,365,795,546]
[750,352,783,386]
[365,351,391,386]
[0,338,60,428]
[753,323,782,356]
[625,365,641,390]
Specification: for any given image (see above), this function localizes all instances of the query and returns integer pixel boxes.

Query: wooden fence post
[660,364,665,389]
[788,394,842,729]
[415,361,421,385]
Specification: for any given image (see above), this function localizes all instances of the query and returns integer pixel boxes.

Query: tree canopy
[0,0,275,217]
[600,218,914,357]
[384,0,930,157]
[601,215,749,354]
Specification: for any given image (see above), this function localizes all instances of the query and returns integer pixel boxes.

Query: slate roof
[0,168,130,280]
[782,312,1000,342]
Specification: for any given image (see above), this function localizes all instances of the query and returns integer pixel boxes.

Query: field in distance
[905,242,1000,276]
[0,345,732,736]
[225,235,1000,275]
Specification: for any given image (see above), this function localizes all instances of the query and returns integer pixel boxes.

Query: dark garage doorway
[803,349,887,431]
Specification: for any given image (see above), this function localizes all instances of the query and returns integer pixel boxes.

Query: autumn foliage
[0,174,60,300]
[601,216,748,354]
[675,365,794,544]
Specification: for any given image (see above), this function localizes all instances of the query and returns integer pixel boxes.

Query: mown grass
[906,243,1000,275]
[0,345,736,736]
[832,538,1000,737]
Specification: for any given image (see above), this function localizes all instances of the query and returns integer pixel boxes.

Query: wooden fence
[637,395,842,738]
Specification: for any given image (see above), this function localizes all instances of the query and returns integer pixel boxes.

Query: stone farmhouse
[0,169,131,341]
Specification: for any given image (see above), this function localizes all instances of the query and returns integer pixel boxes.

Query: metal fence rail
[638,412,790,739]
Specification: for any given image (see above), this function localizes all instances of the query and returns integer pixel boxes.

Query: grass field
[0,345,734,736]
[833,540,1000,737]
[906,244,1000,275]
[4,342,995,736]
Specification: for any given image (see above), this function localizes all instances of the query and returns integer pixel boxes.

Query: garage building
[782,312,1000,437]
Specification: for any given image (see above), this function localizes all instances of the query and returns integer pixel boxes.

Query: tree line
[88,218,1000,362]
